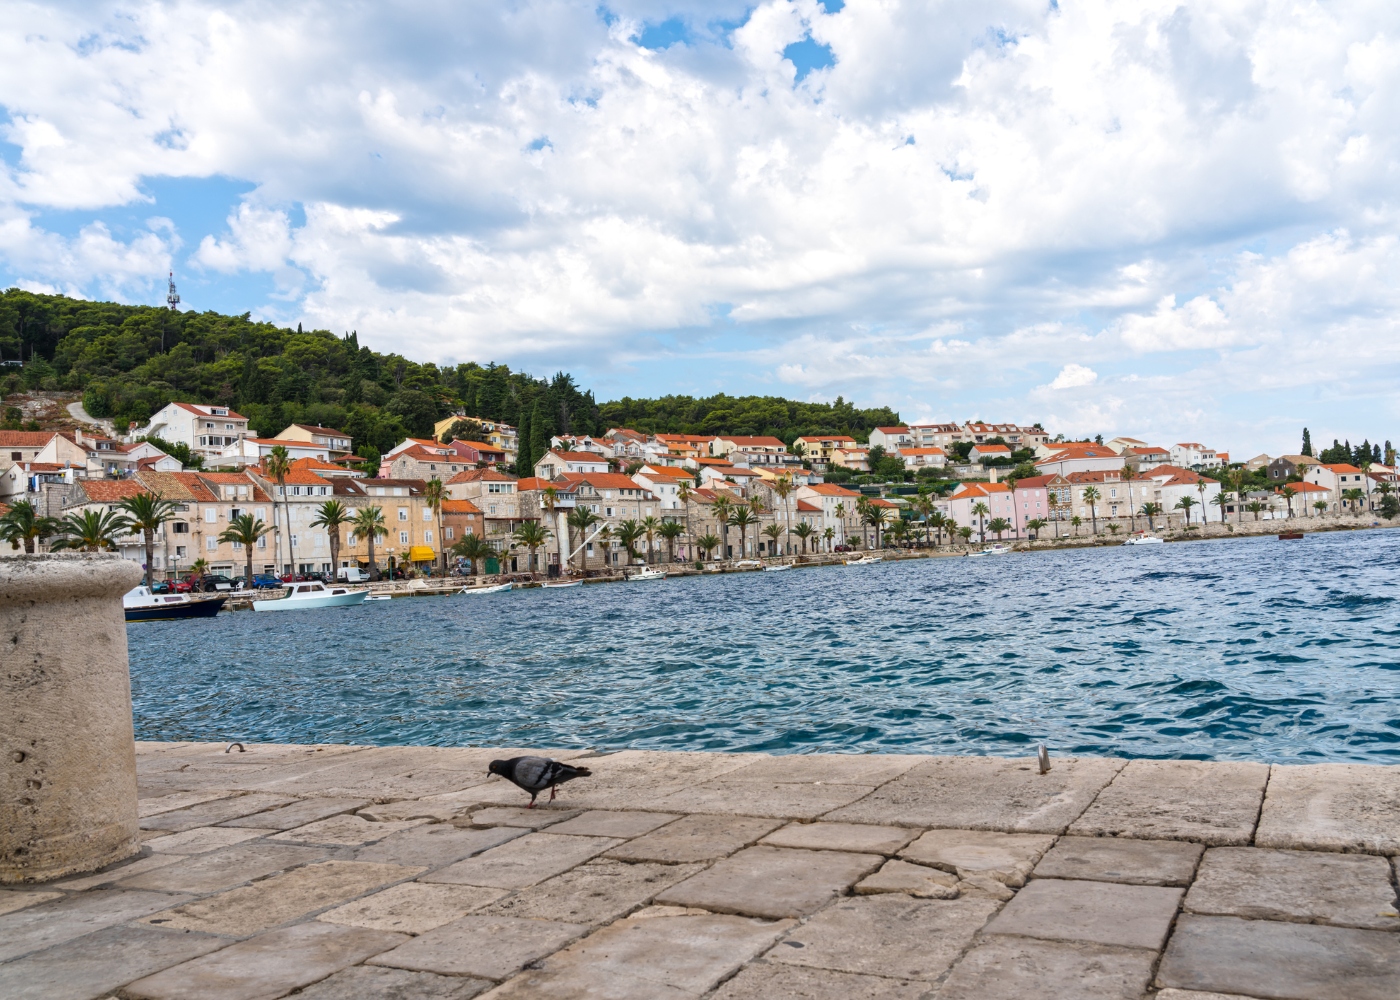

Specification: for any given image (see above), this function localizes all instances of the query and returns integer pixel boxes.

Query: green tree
[710,493,734,558]
[1301,427,1312,456]
[349,506,386,580]
[987,517,1011,540]
[1278,486,1296,520]
[566,505,600,573]
[971,501,990,543]
[1175,495,1196,526]
[51,508,129,552]
[727,506,757,559]
[696,532,720,560]
[117,492,180,589]
[1081,486,1101,534]
[1379,494,1400,519]
[265,444,295,575]
[762,522,784,557]
[791,521,814,553]
[1211,491,1231,523]
[452,532,493,576]
[1246,501,1265,520]
[1342,487,1366,515]
[615,518,645,564]
[511,520,552,575]
[641,515,660,565]
[422,479,447,574]
[1120,466,1138,531]
[769,474,795,553]
[0,500,59,553]
[822,526,835,551]
[1313,499,1328,517]
[658,520,683,563]
[1025,517,1047,538]
[218,513,270,586]
[865,504,891,548]
[1070,515,1082,536]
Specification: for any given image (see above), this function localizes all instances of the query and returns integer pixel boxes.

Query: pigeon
[488,756,592,807]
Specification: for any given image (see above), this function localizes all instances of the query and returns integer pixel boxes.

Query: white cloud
[1048,363,1098,390]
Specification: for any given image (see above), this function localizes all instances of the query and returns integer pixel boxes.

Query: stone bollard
[1,553,144,883]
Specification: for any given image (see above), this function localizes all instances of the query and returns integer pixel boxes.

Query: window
[230,507,243,521]
[173,521,189,534]
[422,508,432,521]
[175,545,186,558]
[291,534,298,547]
[205,508,217,523]
[424,530,433,544]
[398,508,408,521]
[445,526,455,540]
[257,536,266,549]
[206,536,217,551]
[399,530,409,544]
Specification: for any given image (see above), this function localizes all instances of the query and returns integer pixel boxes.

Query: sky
[3,1,1400,456]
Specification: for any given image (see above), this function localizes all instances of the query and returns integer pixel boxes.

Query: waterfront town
[1,405,1394,581]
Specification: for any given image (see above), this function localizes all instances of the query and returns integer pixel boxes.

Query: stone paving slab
[355,823,523,867]
[1255,763,1400,854]
[0,888,64,914]
[318,882,509,934]
[0,923,225,1000]
[655,779,879,820]
[421,833,622,889]
[369,914,590,980]
[138,792,296,831]
[1155,991,1272,1000]
[604,814,782,863]
[898,828,1055,886]
[116,843,328,893]
[985,878,1183,951]
[1184,846,1400,930]
[1157,914,1400,1000]
[935,936,1157,1000]
[55,852,185,891]
[480,911,794,999]
[143,826,274,855]
[855,858,960,898]
[0,889,189,963]
[824,755,1124,832]
[138,790,236,818]
[770,894,1000,981]
[1033,835,1203,886]
[760,821,918,855]
[270,814,431,847]
[723,753,925,786]
[1068,760,1270,846]
[292,964,490,999]
[467,806,581,829]
[482,859,705,925]
[544,809,681,839]
[125,920,408,1000]
[655,845,881,918]
[511,749,765,812]
[138,860,423,936]
[711,960,931,1000]
[219,796,370,830]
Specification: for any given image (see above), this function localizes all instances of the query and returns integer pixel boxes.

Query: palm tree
[833,501,847,548]
[540,486,560,568]
[866,504,891,548]
[854,496,872,548]
[658,520,683,563]
[190,557,208,576]
[710,494,733,560]
[971,501,990,543]
[641,515,660,565]
[566,505,600,573]
[727,506,757,560]
[1175,495,1196,526]
[310,499,350,578]
[422,479,447,575]
[762,522,784,557]
[1234,469,1250,524]
[615,518,645,564]
[452,532,493,576]
[117,492,180,589]
[1279,485,1296,520]
[349,505,386,580]
[1313,499,1329,517]
[913,493,934,545]
[218,513,270,586]
[696,532,720,561]
[822,526,835,552]
[1246,501,1266,520]
[958,526,973,544]
[1120,466,1137,531]
[0,500,59,554]
[887,518,909,548]
[51,508,129,552]
[1342,488,1366,515]
[987,517,1011,540]
[1196,479,1210,530]
[1025,517,1046,539]
[265,444,295,576]
[1070,515,1082,536]
[1107,523,1122,535]
[792,521,814,553]
[770,475,795,554]
[511,520,552,575]
[1081,486,1101,534]
[677,480,695,562]
[1210,491,1230,524]
[1139,502,1162,530]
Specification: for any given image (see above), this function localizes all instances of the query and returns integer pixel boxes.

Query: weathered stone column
[1,553,143,883]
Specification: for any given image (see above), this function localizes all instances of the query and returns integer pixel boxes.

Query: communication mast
[166,272,181,311]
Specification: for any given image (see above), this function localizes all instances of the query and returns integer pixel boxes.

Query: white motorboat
[1123,535,1165,546]
[733,559,762,569]
[845,555,882,565]
[969,544,1012,557]
[123,586,225,622]
[364,594,393,601]
[543,580,583,588]
[459,582,513,595]
[253,580,369,612]
[627,568,666,581]
[763,563,794,572]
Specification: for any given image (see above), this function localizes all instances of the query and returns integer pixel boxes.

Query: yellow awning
[408,546,436,562]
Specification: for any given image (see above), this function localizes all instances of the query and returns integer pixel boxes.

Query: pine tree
[1386,441,1394,466]
[515,406,533,476]
[1301,428,1312,456]
[529,398,554,472]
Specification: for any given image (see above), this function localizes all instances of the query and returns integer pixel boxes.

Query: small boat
[543,580,583,588]
[763,562,794,572]
[845,556,882,565]
[1123,535,1164,546]
[459,582,513,595]
[1277,531,1304,540]
[364,594,393,601]
[733,559,762,569]
[253,580,369,612]
[627,568,666,581]
[123,586,225,622]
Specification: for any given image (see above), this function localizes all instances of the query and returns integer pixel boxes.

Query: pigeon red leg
[549,786,557,802]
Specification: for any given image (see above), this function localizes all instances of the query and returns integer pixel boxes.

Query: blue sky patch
[637,17,690,50]
[783,37,835,83]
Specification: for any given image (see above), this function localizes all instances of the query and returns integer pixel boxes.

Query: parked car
[196,574,235,593]
[251,573,282,589]
[336,567,370,583]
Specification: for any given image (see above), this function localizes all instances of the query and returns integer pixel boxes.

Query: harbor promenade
[1,743,1397,999]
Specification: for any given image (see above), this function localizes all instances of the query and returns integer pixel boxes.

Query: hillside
[0,289,900,471]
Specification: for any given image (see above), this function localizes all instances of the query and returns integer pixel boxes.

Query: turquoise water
[127,529,1400,762]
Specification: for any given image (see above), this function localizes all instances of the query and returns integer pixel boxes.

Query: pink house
[946,481,1015,540]
[1011,473,1070,536]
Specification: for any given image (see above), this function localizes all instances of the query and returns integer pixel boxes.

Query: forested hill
[0,289,899,470]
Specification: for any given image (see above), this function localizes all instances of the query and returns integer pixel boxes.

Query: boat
[459,582,513,595]
[543,580,583,588]
[252,580,369,612]
[1277,531,1304,540]
[733,559,762,569]
[1123,535,1165,546]
[123,586,225,622]
[845,556,882,565]
[763,563,794,572]
[627,568,666,581]
[364,594,393,601]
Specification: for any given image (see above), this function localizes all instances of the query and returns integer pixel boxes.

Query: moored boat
[543,580,583,588]
[123,586,226,622]
[1123,535,1165,546]
[253,580,369,612]
[763,562,793,572]
[459,582,513,595]
[627,568,666,581]
[845,555,882,565]
[1278,531,1304,540]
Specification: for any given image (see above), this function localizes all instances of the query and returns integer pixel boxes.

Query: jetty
[2,743,1396,999]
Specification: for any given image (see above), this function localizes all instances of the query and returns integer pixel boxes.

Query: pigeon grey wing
[510,756,555,791]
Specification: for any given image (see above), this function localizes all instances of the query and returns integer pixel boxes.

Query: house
[962,422,1051,448]
[445,469,522,538]
[273,424,353,459]
[1274,480,1330,516]
[633,465,697,510]
[535,450,611,479]
[1119,445,1171,471]
[795,483,862,547]
[134,403,251,462]
[433,416,518,462]
[1169,443,1222,470]
[945,482,1015,540]
[288,456,364,480]
[440,499,484,548]
[1106,437,1148,454]
[710,436,787,462]
[698,464,761,493]
[907,423,967,449]
[830,447,870,472]
[1135,465,1222,524]
[1268,455,1317,482]
[550,435,610,458]
[1304,464,1370,508]
[1034,444,1124,476]
[896,447,947,469]
[381,445,482,481]
[222,437,333,467]
[321,477,438,571]
[555,472,660,568]
[1063,470,1152,522]
[793,435,857,467]
[868,427,913,450]
[968,443,1012,464]
[1011,473,1070,535]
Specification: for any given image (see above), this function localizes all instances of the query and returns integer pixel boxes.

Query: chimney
[989,467,998,483]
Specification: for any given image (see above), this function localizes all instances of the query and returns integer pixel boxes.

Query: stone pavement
[1,744,1397,1000]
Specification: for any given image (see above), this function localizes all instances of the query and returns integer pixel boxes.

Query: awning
[408,546,436,562]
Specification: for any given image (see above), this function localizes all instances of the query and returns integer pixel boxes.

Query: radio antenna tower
[166,271,181,311]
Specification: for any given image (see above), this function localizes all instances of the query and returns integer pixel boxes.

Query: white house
[969,443,1012,464]
[1169,443,1222,469]
[633,465,695,510]
[868,427,913,450]
[134,403,250,462]
[896,446,947,469]
[535,450,611,479]
[1034,444,1125,476]
[1305,464,1370,509]
[220,437,331,467]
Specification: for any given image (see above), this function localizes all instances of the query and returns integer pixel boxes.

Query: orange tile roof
[972,444,1012,453]
[804,483,861,496]
[796,499,822,512]
[875,426,911,433]
[558,472,654,492]
[951,482,1011,497]
[448,468,517,484]
[0,430,55,447]
[1012,474,1059,488]
[1320,464,1363,473]
[77,480,150,503]
[716,435,786,447]
[1278,481,1327,492]
[173,402,247,420]
[289,457,345,472]
[899,447,946,455]
[639,466,694,480]
[442,499,483,514]
[1042,445,1118,460]
[285,423,350,437]
[454,440,506,453]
